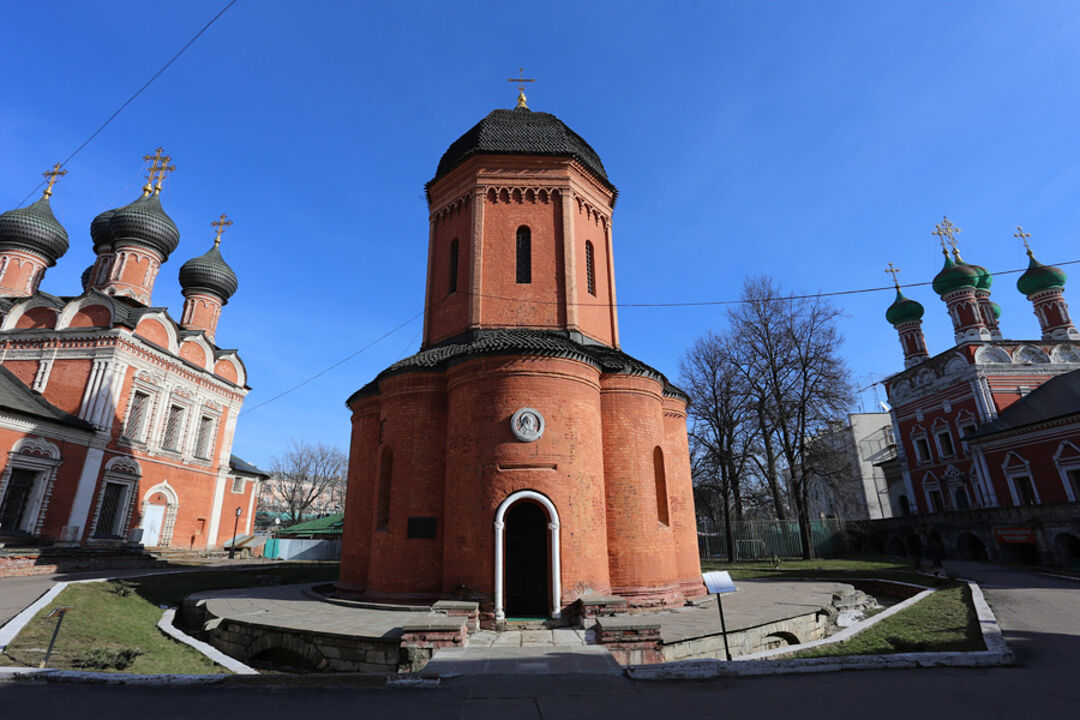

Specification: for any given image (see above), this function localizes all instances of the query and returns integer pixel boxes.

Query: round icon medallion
[510,407,545,442]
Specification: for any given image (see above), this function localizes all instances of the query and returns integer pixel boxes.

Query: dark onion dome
[80,265,93,291]
[0,196,69,266]
[90,208,117,251]
[178,242,238,301]
[108,193,180,260]
[428,107,615,195]
[932,252,979,296]
[1016,251,1067,296]
[885,287,924,325]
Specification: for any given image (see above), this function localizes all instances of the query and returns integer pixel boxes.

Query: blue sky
[3,1,1079,468]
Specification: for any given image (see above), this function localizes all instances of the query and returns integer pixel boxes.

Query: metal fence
[263,538,342,561]
[697,517,847,560]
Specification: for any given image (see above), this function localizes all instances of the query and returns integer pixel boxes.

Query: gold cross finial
[931,223,950,256]
[885,262,902,289]
[153,155,175,195]
[41,163,67,199]
[936,216,963,260]
[1014,226,1032,256]
[508,67,534,109]
[211,213,232,247]
[142,147,166,196]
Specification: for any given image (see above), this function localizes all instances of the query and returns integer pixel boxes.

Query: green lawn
[792,583,983,656]
[0,562,340,673]
[701,556,952,587]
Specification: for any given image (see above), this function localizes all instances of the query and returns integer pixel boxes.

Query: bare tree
[729,276,854,558]
[680,331,759,561]
[262,440,347,525]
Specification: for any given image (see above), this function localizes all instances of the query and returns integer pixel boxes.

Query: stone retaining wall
[0,548,161,578]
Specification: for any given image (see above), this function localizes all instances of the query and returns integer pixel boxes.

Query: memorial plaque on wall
[407,517,437,539]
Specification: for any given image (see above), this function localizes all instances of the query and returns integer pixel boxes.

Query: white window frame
[0,437,62,535]
[88,457,141,540]
[1052,441,1080,503]
[1001,451,1041,507]
[121,387,157,444]
[912,434,932,464]
[158,400,191,454]
[231,476,245,494]
[191,411,219,461]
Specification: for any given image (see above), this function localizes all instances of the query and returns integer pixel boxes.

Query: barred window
[124,391,151,442]
[516,226,531,284]
[585,240,596,296]
[194,415,214,459]
[448,238,459,295]
[162,405,185,451]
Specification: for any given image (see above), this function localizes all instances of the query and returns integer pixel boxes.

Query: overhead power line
[16,0,238,207]
[241,257,1079,415]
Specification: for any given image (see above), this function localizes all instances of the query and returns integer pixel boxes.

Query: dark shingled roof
[0,364,94,430]
[428,108,616,198]
[347,329,687,405]
[968,369,1080,440]
[230,454,269,478]
[179,243,238,302]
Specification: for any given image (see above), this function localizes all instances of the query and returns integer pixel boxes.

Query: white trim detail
[493,489,561,623]
[1052,441,1080,503]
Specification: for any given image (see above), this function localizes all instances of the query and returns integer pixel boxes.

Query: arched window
[448,238,459,295]
[653,446,669,526]
[585,240,596,296]
[376,447,393,531]
[516,226,531,284]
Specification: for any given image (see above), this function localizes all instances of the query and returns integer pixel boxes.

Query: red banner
[993,526,1036,544]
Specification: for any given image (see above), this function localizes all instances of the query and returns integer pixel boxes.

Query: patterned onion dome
[1016,252,1067,297]
[178,243,238,301]
[0,197,69,266]
[932,253,979,296]
[80,265,93,291]
[430,107,613,192]
[108,193,180,260]
[90,208,117,251]
[885,288,925,325]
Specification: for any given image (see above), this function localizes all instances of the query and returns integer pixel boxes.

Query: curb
[156,608,258,675]
[626,580,1014,681]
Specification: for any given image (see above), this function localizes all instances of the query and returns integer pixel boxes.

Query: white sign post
[702,571,737,661]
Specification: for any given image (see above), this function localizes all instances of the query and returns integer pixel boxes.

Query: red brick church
[338,92,704,622]
[0,153,265,550]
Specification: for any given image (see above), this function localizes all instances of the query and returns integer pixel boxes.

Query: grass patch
[791,584,983,657]
[0,562,340,673]
[700,557,951,587]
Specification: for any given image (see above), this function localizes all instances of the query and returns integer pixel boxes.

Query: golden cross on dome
[508,67,534,109]
[152,155,175,195]
[931,223,950,255]
[211,213,233,247]
[142,147,166,195]
[937,216,963,259]
[41,163,67,199]
[1014,226,1032,255]
[884,262,902,288]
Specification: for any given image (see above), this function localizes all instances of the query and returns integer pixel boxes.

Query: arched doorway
[504,502,549,617]
[493,490,561,623]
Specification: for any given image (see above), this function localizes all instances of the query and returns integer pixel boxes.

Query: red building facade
[883,224,1080,517]
[0,154,265,550]
[338,97,704,622]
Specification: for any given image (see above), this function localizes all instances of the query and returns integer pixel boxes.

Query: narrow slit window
[516,226,531,284]
[654,446,669,525]
[585,240,596,296]
[448,238,459,295]
[376,447,393,530]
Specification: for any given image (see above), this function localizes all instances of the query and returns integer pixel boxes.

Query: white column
[204,408,238,548]
[493,519,506,622]
[67,445,106,542]
[549,521,561,619]
[562,190,579,331]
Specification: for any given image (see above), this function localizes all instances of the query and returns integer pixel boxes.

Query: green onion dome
[108,194,180,260]
[886,287,925,325]
[1016,252,1066,297]
[932,253,979,296]
[965,260,992,291]
[0,196,69,267]
[178,242,238,302]
[990,301,1002,320]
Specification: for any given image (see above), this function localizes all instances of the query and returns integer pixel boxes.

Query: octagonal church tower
[338,94,704,623]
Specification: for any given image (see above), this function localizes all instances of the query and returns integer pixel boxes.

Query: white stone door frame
[493,490,561,623]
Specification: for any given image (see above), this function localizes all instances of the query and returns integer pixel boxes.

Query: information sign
[702,570,737,595]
